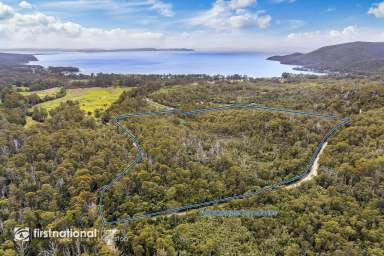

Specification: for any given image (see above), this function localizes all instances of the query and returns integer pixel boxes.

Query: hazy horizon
[3,40,382,56]
[1,47,294,54]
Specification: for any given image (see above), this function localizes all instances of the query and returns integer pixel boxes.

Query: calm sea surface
[30,51,313,77]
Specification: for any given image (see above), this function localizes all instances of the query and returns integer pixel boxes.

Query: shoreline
[24,51,323,78]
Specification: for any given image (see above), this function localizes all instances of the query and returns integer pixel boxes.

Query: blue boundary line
[98,103,351,225]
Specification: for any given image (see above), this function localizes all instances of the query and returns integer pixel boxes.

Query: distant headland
[268,41,384,75]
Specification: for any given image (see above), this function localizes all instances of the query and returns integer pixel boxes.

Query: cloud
[229,0,257,9]
[329,26,358,37]
[165,25,384,52]
[230,11,271,29]
[0,2,15,20]
[0,1,382,52]
[39,0,174,18]
[0,2,163,48]
[288,26,358,40]
[368,2,384,18]
[191,0,271,30]
[147,0,174,17]
[284,25,384,52]
[19,1,32,9]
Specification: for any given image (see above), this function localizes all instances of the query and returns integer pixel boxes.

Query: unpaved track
[168,142,328,218]
[286,142,328,189]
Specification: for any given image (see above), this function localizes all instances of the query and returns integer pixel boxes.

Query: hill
[268,41,384,74]
[0,52,37,65]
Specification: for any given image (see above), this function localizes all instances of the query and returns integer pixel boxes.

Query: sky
[0,0,383,52]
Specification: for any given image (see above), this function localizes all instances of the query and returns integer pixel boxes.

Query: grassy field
[34,87,130,114]
[20,87,61,98]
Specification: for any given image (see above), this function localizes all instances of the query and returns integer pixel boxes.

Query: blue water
[31,51,312,77]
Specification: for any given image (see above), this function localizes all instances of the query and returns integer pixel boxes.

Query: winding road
[97,103,351,225]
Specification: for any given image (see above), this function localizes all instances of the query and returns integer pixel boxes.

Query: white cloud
[0,2,15,20]
[164,25,384,52]
[19,1,32,9]
[229,12,271,29]
[368,2,384,18]
[147,0,174,17]
[191,0,271,30]
[229,0,257,9]
[285,26,384,52]
[0,2,163,48]
[288,26,359,41]
[39,0,174,18]
[329,26,358,37]
[0,2,382,52]
[288,26,358,40]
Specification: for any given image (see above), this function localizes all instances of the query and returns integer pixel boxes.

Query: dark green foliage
[31,107,48,122]
[0,76,383,255]
[0,87,28,125]
[2,91,27,109]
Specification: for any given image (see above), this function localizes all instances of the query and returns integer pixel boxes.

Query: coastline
[25,51,321,77]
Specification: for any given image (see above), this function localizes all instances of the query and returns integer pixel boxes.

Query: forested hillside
[268,42,384,74]
[0,53,37,66]
[0,76,383,255]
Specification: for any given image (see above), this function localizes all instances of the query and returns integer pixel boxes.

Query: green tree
[31,107,48,122]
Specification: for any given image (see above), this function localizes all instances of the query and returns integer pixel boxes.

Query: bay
[31,51,316,77]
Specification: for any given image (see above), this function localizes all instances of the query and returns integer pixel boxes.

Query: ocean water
[30,51,312,77]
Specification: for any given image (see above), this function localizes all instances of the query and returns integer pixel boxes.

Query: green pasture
[34,87,130,114]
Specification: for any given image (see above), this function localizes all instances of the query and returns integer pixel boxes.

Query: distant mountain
[0,52,37,65]
[1,48,194,53]
[268,42,384,74]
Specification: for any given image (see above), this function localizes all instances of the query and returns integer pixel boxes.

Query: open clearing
[34,87,130,114]
[20,87,62,98]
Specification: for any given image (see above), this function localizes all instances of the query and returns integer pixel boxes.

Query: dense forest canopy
[0,72,383,255]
